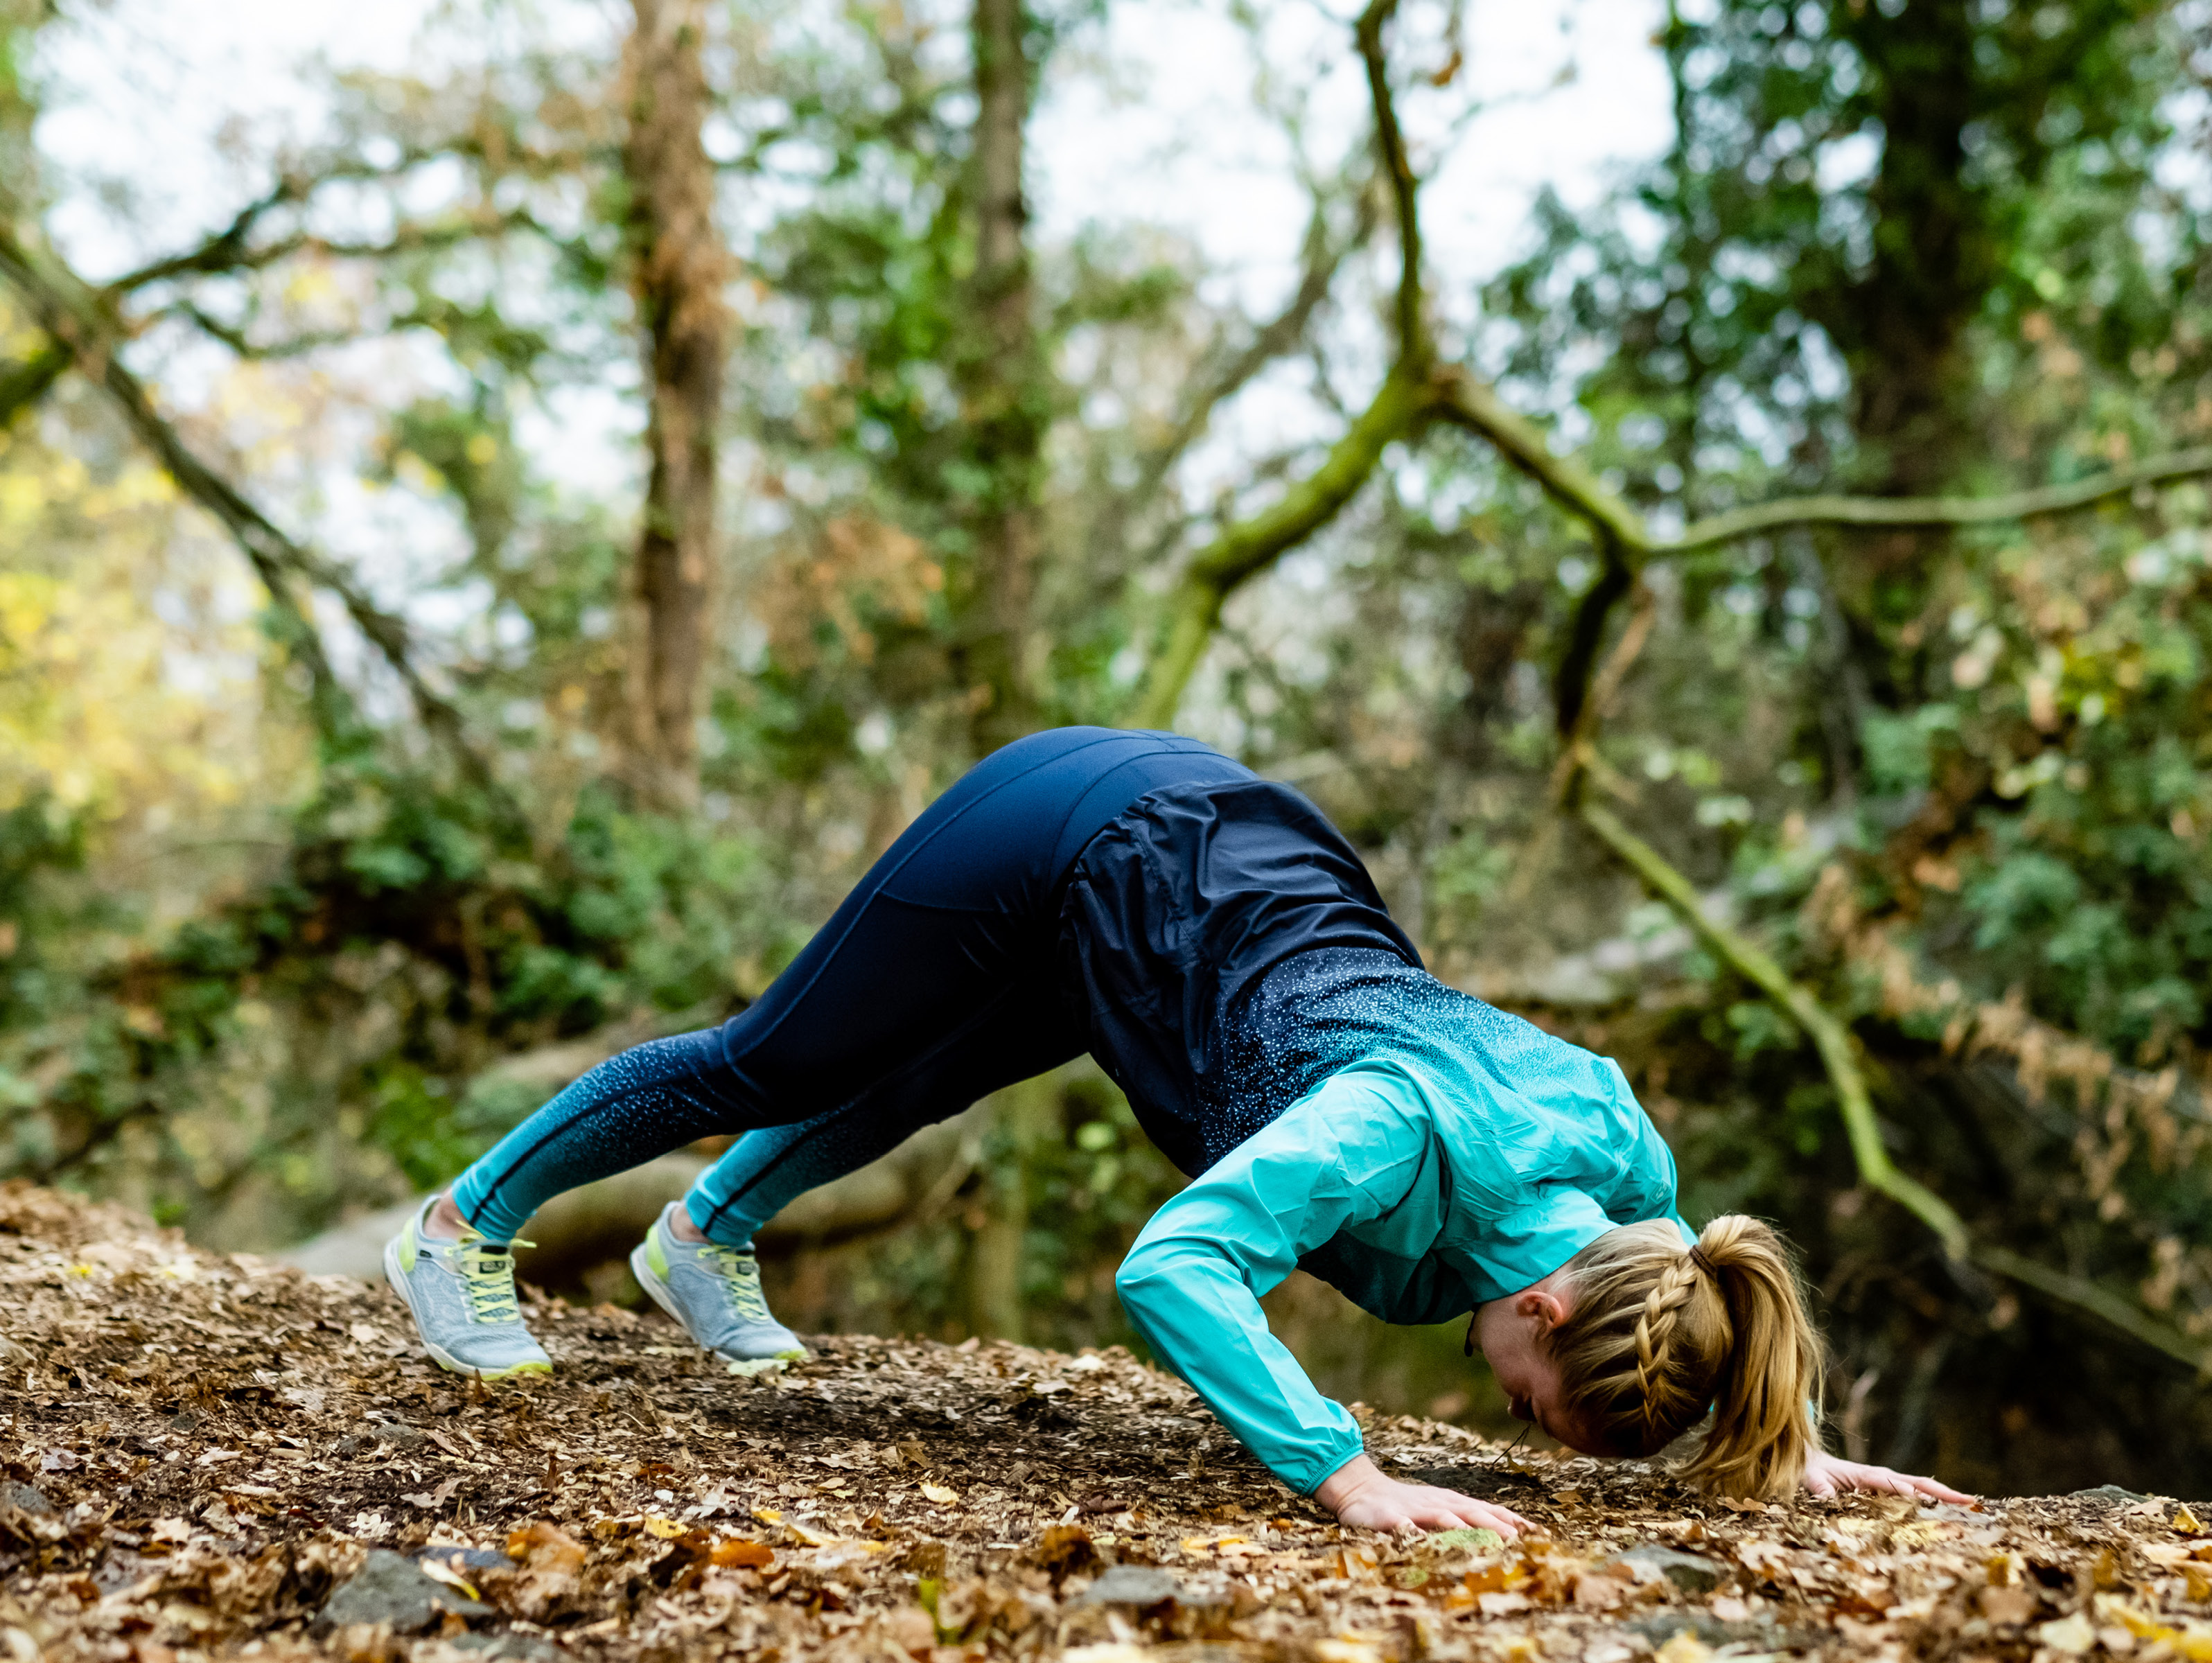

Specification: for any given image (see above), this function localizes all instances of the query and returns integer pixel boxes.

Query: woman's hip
[705,729,1250,1120]
[867,727,1254,915]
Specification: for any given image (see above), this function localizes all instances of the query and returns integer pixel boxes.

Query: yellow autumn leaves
[0,425,293,827]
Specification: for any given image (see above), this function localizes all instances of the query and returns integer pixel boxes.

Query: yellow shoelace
[698,1243,771,1322]
[456,1235,534,1324]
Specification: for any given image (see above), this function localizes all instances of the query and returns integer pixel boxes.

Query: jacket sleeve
[1114,1069,1429,1495]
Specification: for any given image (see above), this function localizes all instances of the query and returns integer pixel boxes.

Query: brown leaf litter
[0,1178,2204,1662]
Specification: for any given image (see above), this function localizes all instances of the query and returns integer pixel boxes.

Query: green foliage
[0,725,791,1232]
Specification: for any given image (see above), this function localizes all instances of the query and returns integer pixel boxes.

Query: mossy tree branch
[0,335,64,426]
[1436,369,2212,568]
[1577,800,1970,1256]
[1971,1244,2211,1373]
[1464,343,2212,1371]
[1130,365,1437,728]
[1664,446,2212,552]
[1119,3,2212,731]
[1580,798,2212,1371]
[1356,0,1424,376]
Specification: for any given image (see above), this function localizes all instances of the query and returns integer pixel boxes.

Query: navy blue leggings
[452,729,1253,1244]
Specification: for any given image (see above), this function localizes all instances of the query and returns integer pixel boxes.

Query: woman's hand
[1315,1455,1531,1537]
[1801,1450,1973,1505]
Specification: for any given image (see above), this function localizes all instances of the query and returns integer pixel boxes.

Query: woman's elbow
[1116,1235,1209,1321]
[1114,1245,1168,1314]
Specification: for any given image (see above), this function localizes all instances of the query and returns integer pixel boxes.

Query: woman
[385,728,1967,1533]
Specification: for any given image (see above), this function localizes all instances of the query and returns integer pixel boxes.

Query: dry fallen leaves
[0,1179,2204,1663]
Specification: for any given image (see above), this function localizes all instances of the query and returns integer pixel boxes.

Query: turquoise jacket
[1114,1046,1687,1495]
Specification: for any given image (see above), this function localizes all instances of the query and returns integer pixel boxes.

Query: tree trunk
[1810,0,1992,707]
[1841,0,1989,500]
[965,1074,1055,1341]
[958,0,1045,754]
[954,1,1048,1335]
[621,0,729,804]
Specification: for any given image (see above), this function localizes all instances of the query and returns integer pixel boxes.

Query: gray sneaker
[382,1199,552,1380]
[630,1202,808,1374]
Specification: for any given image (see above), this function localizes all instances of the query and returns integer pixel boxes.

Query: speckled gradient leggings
[449,729,1252,1245]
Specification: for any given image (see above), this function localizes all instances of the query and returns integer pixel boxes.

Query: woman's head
[1536,1215,1822,1499]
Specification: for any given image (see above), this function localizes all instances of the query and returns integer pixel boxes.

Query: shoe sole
[629,1242,807,1376]
[381,1236,552,1381]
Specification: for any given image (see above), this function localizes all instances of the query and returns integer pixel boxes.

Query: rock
[412,1546,518,1574]
[1610,1543,1726,1595]
[1078,1566,1196,1607]
[454,1635,563,1662]
[0,1483,51,1515]
[2070,1485,2150,1507]
[1626,1613,1801,1651]
[314,1549,491,1635]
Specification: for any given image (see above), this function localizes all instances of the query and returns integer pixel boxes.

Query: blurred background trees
[3,0,2212,1493]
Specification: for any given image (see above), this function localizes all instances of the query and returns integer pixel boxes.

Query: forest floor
[1,1181,2204,1663]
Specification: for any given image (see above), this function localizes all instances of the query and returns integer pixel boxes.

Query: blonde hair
[1543,1215,1822,1499]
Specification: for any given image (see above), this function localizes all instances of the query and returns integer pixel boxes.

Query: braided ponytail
[1543,1216,1823,1499]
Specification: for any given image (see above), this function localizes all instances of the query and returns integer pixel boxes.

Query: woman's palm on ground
[1330,1473,1531,1536]
[1802,1450,1972,1504]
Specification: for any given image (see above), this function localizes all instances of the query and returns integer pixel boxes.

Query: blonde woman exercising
[386,728,1969,1533]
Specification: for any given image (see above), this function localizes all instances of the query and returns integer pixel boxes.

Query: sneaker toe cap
[708,1327,807,1362]
[455,1332,552,1373]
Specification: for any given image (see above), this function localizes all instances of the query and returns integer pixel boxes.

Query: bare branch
[105,146,588,294]
[1127,0,1435,729]
[121,208,552,301]
[1551,537,1633,737]
[1124,179,1375,527]
[0,225,487,771]
[105,175,308,292]
[152,302,362,362]
[1355,0,1424,367]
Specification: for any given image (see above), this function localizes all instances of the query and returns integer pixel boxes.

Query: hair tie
[1687,1245,1718,1278]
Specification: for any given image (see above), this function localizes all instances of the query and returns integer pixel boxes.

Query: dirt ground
[3,1181,2206,1663]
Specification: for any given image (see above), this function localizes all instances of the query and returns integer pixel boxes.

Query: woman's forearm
[1112,1077,1432,1497]
[1115,1231,1365,1494]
